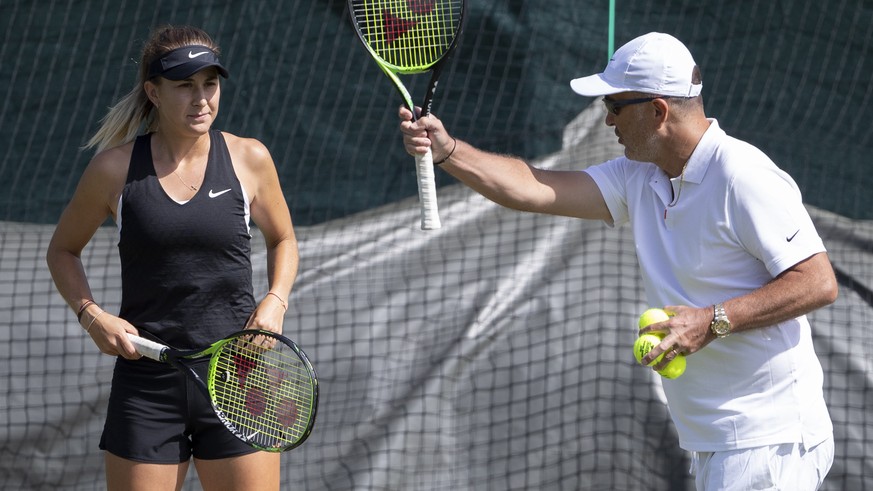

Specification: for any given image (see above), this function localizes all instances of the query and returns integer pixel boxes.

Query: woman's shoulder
[219,131,268,152]
[219,131,273,168]
[87,140,136,182]
[71,140,135,216]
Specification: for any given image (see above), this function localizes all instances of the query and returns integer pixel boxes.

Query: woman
[46,25,297,491]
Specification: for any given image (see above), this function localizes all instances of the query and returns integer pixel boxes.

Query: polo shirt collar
[680,118,724,184]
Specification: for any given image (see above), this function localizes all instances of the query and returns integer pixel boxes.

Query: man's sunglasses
[602,96,676,116]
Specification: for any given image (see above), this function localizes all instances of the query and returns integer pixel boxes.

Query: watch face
[713,320,731,336]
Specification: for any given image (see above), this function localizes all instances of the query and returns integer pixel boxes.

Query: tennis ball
[632,332,686,379]
[658,353,686,379]
[633,333,666,366]
[638,308,671,329]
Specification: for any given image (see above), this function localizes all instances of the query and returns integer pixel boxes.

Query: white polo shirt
[585,119,832,452]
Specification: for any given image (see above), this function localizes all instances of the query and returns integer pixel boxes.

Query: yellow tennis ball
[632,332,686,379]
[638,308,671,329]
[633,333,666,365]
[658,353,686,379]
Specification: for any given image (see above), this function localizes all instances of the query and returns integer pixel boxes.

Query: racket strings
[211,337,316,449]
[352,0,462,69]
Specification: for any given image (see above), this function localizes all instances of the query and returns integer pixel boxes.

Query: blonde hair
[84,25,221,153]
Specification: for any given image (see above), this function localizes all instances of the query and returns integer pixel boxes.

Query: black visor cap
[147,45,229,81]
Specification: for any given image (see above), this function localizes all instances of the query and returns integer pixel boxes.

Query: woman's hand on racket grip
[82,310,142,360]
[399,106,455,162]
[244,295,287,335]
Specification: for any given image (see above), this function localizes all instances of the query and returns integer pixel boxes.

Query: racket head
[348,0,465,75]
[206,330,318,452]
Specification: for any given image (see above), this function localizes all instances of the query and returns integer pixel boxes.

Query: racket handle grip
[127,333,166,361]
[414,148,441,230]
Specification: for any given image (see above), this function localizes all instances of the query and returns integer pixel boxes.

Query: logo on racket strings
[383,1,437,44]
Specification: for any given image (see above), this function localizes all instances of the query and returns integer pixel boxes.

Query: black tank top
[118,130,255,349]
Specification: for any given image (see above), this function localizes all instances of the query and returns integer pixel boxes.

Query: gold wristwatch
[710,303,732,338]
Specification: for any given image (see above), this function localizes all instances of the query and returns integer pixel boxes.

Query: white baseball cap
[570,32,702,98]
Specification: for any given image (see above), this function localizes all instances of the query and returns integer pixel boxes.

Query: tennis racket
[127,329,318,452]
[349,0,466,230]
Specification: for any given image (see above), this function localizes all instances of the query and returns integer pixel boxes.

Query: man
[399,32,837,490]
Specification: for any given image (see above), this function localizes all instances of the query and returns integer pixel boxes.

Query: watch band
[714,303,726,320]
[710,303,731,338]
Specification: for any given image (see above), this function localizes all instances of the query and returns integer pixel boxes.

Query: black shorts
[99,356,257,463]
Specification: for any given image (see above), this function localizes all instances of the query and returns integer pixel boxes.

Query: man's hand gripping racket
[349,0,466,230]
[128,330,318,452]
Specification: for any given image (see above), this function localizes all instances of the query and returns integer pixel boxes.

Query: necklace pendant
[173,169,199,192]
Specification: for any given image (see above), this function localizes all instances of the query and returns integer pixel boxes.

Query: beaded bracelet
[76,300,96,322]
[266,292,288,311]
[433,138,457,166]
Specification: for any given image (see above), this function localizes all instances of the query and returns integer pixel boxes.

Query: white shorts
[691,436,834,491]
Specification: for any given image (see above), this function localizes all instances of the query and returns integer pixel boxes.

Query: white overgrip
[126,333,167,361]
[414,148,441,230]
